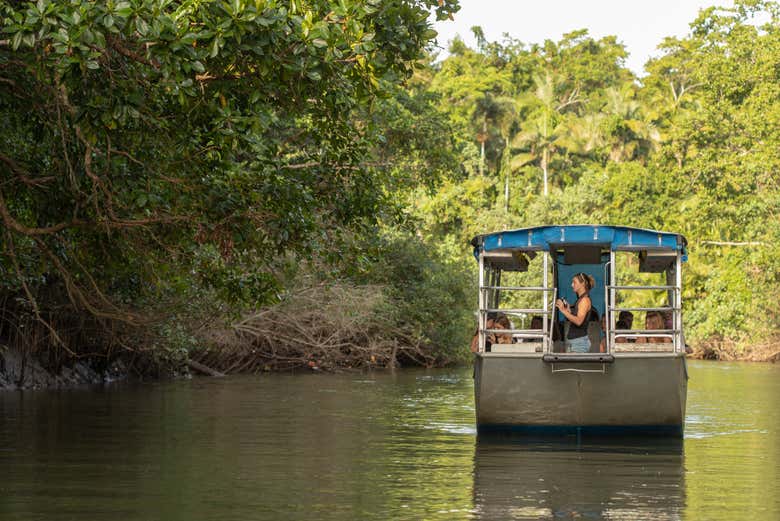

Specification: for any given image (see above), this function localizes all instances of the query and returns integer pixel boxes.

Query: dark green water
[0,361,777,520]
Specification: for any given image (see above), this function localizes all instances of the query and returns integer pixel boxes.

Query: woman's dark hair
[573,272,596,291]
[495,314,511,328]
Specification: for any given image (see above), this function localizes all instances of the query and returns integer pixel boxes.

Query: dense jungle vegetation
[1,0,778,375]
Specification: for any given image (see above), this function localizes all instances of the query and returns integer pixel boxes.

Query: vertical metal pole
[478,252,485,353]
[604,259,611,354]
[543,252,549,352]
[609,250,616,351]
[675,254,682,354]
[493,269,501,310]
[489,268,496,310]
[668,263,674,352]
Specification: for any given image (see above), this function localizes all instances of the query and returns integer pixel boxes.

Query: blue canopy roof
[472,225,687,259]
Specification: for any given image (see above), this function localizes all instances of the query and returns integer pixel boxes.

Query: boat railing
[477,280,555,353]
[479,286,555,291]
[613,330,675,339]
[606,282,683,354]
[484,328,547,339]
[609,285,679,291]
[610,307,680,312]
[482,308,553,314]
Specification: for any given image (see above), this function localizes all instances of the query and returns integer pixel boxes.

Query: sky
[432,0,730,76]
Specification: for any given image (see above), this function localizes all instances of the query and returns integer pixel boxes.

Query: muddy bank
[3,339,777,391]
[0,347,132,390]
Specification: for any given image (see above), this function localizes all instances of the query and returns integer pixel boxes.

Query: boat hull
[474,353,688,435]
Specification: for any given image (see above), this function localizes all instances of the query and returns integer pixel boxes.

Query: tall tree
[0,0,459,350]
[511,72,581,196]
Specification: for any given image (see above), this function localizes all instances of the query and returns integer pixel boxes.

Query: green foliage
[685,249,756,342]
[4,0,780,364]
[412,0,780,350]
[0,0,463,358]
[357,230,475,364]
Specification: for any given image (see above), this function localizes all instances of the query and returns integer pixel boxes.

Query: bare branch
[0,188,75,235]
[107,36,161,69]
[280,161,389,170]
[701,240,765,247]
[0,152,56,187]
[3,229,72,354]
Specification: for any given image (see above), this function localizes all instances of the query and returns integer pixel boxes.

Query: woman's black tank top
[567,296,597,339]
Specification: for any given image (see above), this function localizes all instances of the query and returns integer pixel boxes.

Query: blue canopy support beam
[472,225,688,264]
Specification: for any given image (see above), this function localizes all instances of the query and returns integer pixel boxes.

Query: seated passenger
[521,315,543,342]
[615,319,630,343]
[618,310,635,343]
[470,317,495,353]
[469,313,512,352]
[586,308,601,352]
[493,314,513,344]
[663,310,673,329]
[618,310,634,329]
[646,311,672,343]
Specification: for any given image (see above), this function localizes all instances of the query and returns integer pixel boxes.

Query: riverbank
[0,347,132,390]
[688,339,780,363]
[0,344,780,390]
[0,278,467,390]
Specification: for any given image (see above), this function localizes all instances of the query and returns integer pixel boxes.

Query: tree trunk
[480,120,487,176]
[504,137,510,213]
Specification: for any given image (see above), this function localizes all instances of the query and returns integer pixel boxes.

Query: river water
[0,361,777,520]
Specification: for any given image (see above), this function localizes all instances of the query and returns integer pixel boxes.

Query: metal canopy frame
[474,226,685,356]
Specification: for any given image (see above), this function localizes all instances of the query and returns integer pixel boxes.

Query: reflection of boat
[470,225,688,434]
[472,437,685,520]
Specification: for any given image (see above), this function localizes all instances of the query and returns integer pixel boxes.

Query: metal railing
[477,251,685,355]
[477,258,554,353]
[605,249,684,354]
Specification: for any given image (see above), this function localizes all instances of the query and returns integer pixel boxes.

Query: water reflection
[472,436,685,521]
[0,362,777,520]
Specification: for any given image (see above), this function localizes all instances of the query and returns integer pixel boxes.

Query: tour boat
[471,225,688,435]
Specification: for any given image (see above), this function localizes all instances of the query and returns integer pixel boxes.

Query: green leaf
[11,31,23,51]
[312,38,327,48]
[115,2,133,17]
[422,29,437,41]
[191,61,205,73]
[135,17,149,35]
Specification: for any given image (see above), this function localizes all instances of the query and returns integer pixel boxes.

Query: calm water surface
[0,361,778,520]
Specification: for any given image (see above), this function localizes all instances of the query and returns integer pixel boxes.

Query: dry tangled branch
[192,282,436,373]
[691,336,780,362]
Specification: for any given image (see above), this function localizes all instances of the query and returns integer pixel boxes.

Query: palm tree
[556,113,605,157]
[472,93,516,179]
[602,85,660,163]
[510,72,582,196]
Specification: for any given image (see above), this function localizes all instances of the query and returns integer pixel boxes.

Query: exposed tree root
[191,282,437,373]
[689,337,780,363]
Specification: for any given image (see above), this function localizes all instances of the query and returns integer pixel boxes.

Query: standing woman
[555,272,596,353]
